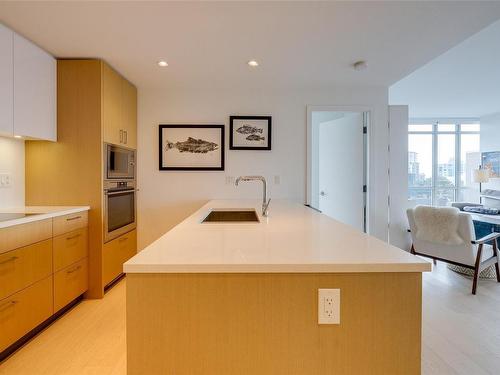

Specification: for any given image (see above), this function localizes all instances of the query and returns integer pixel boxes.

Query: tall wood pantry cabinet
[25,59,137,298]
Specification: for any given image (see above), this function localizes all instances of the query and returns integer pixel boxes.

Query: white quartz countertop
[124,200,431,274]
[0,206,90,229]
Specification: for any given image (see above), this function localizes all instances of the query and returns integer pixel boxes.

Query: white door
[316,112,366,231]
[13,33,56,141]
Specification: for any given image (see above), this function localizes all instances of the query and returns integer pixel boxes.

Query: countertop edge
[124,262,432,274]
[0,206,91,229]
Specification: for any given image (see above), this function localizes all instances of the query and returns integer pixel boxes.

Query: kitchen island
[124,200,431,375]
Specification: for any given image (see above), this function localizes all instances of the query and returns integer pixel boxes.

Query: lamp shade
[473,168,490,183]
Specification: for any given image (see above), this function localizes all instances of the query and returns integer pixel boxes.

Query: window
[408,121,480,206]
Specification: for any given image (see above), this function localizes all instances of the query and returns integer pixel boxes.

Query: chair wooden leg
[472,244,483,295]
[493,240,500,283]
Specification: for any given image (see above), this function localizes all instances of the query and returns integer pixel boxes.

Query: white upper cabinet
[0,24,13,136]
[13,33,56,141]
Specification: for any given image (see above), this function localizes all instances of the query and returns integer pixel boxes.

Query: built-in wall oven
[103,180,137,243]
[104,144,137,242]
[105,143,135,180]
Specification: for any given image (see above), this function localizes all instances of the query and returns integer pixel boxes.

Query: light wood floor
[0,265,499,375]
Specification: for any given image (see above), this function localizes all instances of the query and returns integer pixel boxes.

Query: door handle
[67,265,82,274]
[66,233,81,241]
[120,129,124,143]
[0,300,17,313]
[0,256,19,265]
[124,130,128,144]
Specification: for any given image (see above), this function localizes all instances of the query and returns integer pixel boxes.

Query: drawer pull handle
[0,256,19,265]
[66,216,82,222]
[66,234,81,241]
[67,265,82,274]
[0,300,17,312]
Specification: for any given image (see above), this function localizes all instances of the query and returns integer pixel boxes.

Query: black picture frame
[159,124,225,171]
[229,116,272,150]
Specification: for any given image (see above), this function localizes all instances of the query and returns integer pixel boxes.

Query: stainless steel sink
[202,209,259,223]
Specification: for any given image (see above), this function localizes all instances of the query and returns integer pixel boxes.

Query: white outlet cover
[0,173,12,188]
[318,288,340,325]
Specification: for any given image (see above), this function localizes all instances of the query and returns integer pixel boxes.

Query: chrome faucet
[235,176,271,216]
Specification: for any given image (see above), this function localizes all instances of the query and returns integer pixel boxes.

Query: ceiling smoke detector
[353,61,368,71]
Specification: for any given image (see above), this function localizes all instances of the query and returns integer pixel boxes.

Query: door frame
[306,105,371,233]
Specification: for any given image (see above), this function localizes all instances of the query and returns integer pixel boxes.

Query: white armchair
[407,206,500,294]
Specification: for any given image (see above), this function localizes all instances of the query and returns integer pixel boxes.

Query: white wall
[0,136,24,208]
[480,112,500,152]
[137,86,389,249]
[388,105,410,250]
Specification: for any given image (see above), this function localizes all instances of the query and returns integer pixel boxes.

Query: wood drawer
[54,258,88,312]
[0,219,52,254]
[53,228,88,272]
[0,276,53,352]
[0,239,53,301]
[103,230,136,287]
[53,211,88,237]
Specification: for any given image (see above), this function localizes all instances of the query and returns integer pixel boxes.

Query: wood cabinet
[103,63,137,148]
[54,258,88,312]
[53,228,88,272]
[13,33,56,141]
[121,78,137,149]
[0,23,13,136]
[103,229,137,287]
[0,212,89,355]
[53,211,88,237]
[0,239,52,301]
[0,276,53,352]
[0,218,52,254]
[26,59,137,298]
[0,22,56,140]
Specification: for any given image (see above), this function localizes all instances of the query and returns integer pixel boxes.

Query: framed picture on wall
[229,116,272,150]
[159,124,225,171]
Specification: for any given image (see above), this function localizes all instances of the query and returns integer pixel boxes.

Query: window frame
[408,119,480,206]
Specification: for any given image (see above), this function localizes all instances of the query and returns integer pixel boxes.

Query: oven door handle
[105,189,138,196]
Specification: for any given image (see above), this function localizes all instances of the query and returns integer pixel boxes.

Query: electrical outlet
[225,176,235,185]
[318,289,340,325]
[0,173,12,188]
[274,175,281,185]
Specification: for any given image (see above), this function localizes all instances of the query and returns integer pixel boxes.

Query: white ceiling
[390,19,500,118]
[1,1,500,90]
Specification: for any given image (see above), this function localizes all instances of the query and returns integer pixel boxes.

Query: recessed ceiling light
[14,135,22,139]
[157,60,168,67]
[247,60,259,67]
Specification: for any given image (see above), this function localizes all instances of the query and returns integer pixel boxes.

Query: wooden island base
[127,272,421,375]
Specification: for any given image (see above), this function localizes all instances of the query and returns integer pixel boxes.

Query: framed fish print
[159,124,225,171]
[229,116,272,150]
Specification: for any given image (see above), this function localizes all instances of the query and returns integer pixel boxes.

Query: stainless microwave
[105,144,135,180]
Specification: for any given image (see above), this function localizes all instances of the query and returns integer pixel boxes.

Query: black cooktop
[0,213,40,222]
